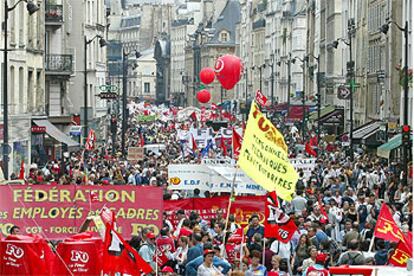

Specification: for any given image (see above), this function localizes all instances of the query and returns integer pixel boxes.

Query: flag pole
[262,238,266,266]
[368,236,375,252]
[221,166,238,257]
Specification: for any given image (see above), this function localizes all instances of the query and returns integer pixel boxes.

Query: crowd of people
[6,102,413,275]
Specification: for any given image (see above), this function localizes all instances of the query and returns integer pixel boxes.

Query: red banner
[0,185,163,239]
[164,195,266,227]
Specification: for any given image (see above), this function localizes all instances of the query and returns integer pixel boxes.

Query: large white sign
[290,158,317,178]
[177,128,243,148]
[168,164,266,195]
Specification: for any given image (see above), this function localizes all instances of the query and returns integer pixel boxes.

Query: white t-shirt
[270,240,292,260]
[197,263,223,276]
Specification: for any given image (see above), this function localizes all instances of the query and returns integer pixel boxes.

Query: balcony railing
[45,4,63,23]
[45,54,73,73]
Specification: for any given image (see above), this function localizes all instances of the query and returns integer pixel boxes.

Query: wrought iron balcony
[45,4,63,25]
[45,54,73,75]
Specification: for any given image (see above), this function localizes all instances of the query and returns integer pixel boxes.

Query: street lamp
[121,49,141,156]
[251,64,266,93]
[265,54,277,106]
[331,18,356,161]
[2,0,39,179]
[277,53,294,118]
[292,55,309,141]
[84,35,107,143]
[380,19,410,186]
[308,54,321,144]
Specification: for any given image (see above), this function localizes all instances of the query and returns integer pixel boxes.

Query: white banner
[168,164,266,195]
[290,158,317,178]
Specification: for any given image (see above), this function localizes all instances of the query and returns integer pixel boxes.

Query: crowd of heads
[8,102,413,275]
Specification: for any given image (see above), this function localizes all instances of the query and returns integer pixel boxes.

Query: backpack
[345,252,363,265]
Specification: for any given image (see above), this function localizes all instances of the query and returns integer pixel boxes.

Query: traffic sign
[98,92,118,100]
[99,85,118,92]
[337,85,350,100]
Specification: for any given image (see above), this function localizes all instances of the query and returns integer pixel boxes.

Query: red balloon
[214,55,243,90]
[196,89,211,103]
[199,67,215,84]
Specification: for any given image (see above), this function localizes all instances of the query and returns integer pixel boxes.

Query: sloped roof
[207,0,240,45]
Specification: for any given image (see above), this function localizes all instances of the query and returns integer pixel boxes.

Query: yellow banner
[237,102,298,201]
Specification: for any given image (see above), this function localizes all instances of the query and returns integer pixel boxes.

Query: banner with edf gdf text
[238,102,299,201]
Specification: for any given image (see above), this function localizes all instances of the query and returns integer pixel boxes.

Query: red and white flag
[100,206,115,226]
[232,128,242,159]
[85,129,96,151]
[264,191,298,243]
[103,222,153,275]
[255,90,268,107]
[227,227,245,244]
[89,191,99,203]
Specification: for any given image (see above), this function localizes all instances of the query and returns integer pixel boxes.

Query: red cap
[161,266,174,273]
[146,232,156,239]
[316,253,328,263]
[203,249,215,256]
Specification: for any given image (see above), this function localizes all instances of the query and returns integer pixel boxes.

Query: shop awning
[33,120,80,148]
[377,134,402,159]
[308,105,336,121]
[352,121,382,140]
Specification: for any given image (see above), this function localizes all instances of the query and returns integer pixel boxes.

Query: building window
[144,82,150,93]
[220,31,229,42]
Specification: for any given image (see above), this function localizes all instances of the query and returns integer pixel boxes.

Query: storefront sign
[168,164,266,195]
[0,186,163,239]
[31,126,46,134]
[164,195,266,227]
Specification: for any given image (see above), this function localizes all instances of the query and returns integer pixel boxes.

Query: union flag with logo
[374,204,405,243]
[264,191,297,242]
[388,230,413,267]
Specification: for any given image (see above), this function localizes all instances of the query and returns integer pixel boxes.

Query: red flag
[140,133,145,147]
[310,136,318,146]
[154,248,169,267]
[18,160,24,180]
[103,223,153,275]
[220,136,227,157]
[305,141,317,157]
[85,129,96,151]
[389,233,413,267]
[255,90,268,107]
[52,240,102,275]
[1,235,55,275]
[232,128,242,158]
[191,134,198,152]
[264,191,298,242]
[190,111,197,121]
[374,204,405,243]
